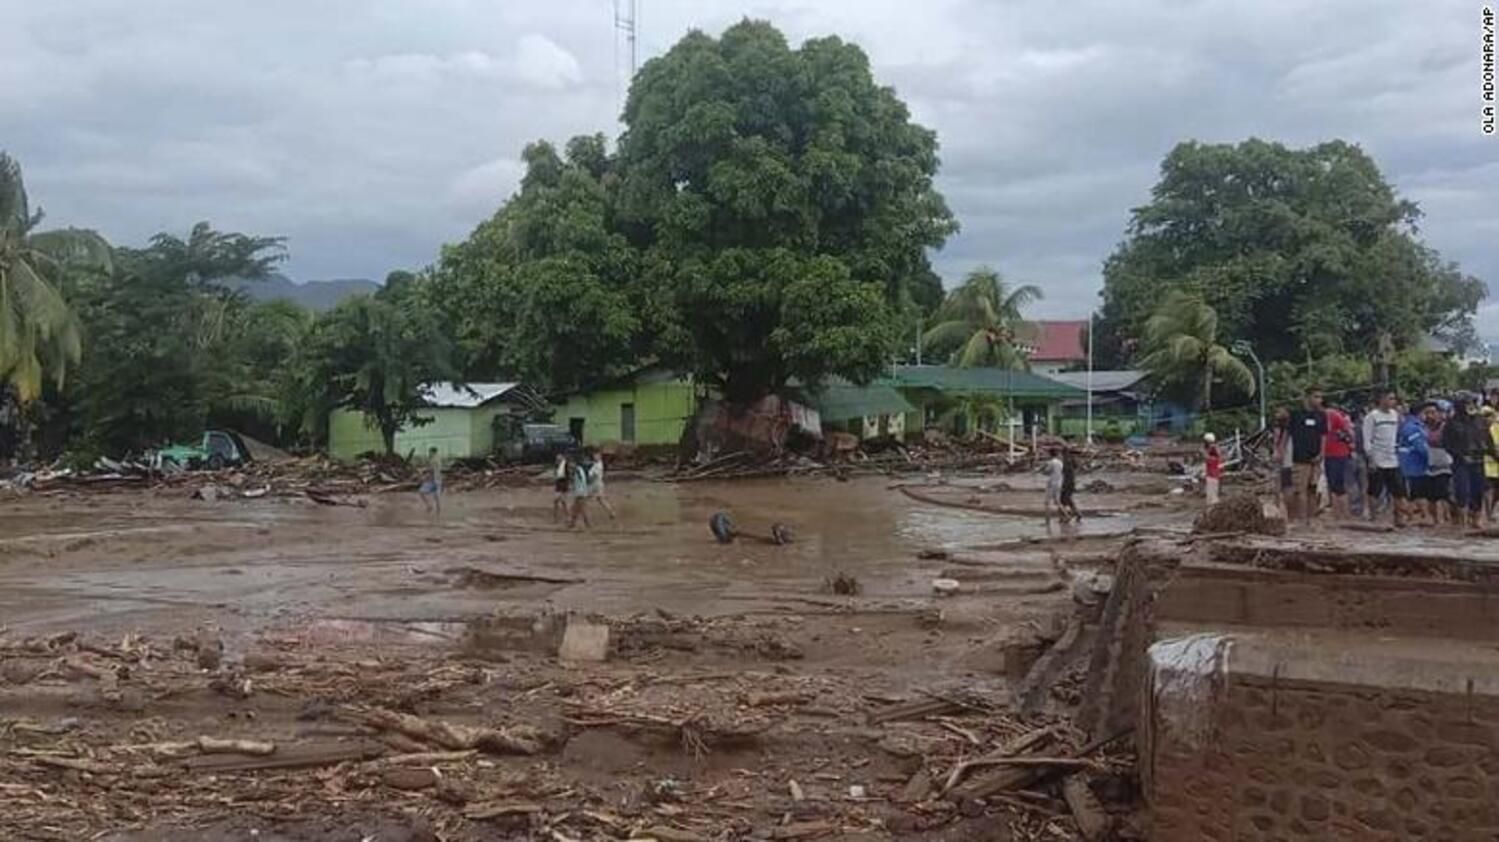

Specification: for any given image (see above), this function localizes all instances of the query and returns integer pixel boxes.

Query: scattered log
[196,736,275,756]
[1063,775,1111,840]
[941,728,1053,794]
[182,740,383,773]
[33,756,114,774]
[742,690,811,708]
[359,707,545,755]
[464,800,543,820]
[361,750,476,772]
[865,697,962,725]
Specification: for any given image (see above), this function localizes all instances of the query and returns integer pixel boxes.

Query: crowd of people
[1270,386,1499,529]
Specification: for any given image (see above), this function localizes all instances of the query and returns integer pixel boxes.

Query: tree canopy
[288,294,455,455]
[425,19,954,401]
[1095,139,1485,368]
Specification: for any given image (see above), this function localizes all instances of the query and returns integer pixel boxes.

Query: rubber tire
[207,454,226,471]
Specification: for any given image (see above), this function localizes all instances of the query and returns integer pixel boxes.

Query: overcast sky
[3,0,1493,326]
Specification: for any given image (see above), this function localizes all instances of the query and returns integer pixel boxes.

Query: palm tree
[0,153,111,400]
[923,267,1042,369]
[1138,290,1255,410]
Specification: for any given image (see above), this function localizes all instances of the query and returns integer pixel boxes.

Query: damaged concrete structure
[1081,531,1499,841]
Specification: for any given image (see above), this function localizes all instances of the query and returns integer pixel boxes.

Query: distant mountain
[227,274,380,311]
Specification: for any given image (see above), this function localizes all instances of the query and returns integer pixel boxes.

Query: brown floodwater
[0,475,1158,639]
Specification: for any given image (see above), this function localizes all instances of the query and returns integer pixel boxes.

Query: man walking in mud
[418,446,443,518]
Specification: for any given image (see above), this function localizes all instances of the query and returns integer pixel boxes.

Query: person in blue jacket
[1397,403,1431,526]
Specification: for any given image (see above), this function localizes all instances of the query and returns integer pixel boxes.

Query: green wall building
[329,382,530,460]
[553,368,700,447]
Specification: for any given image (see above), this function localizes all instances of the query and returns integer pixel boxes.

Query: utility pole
[1085,313,1094,446]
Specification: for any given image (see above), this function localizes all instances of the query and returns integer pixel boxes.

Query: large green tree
[1096,139,1485,367]
[423,137,645,392]
[0,153,111,402]
[289,295,455,455]
[64,223,288,455]
[922,267,1041,368]
[616,19,955,400]
[1138,291,1255,411]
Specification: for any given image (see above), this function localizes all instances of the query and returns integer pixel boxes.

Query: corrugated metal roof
[419,382,519,408]
[1049,370,1148,393]
[809,384,916,422]
[889,366,1083,398]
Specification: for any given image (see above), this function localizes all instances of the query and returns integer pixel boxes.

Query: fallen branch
[360,750,476,772]
[942,728,1053,794]
[358,707,545,755]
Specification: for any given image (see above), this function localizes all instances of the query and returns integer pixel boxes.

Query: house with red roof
[1016,320,1088,375]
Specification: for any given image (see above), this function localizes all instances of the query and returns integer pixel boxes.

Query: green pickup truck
[153,430,252,471]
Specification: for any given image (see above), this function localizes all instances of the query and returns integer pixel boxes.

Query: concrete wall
[1147,657,1499,841]
[555,379,697,447]
[329,407,500,460]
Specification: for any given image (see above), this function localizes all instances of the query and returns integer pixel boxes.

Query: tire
[207,454,226,471]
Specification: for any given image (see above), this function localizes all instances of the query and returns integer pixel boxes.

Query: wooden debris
[359,707,545,755]
[769,821,838,840]
[865,696,962,725]
[1063,774,1111,840]
[361,749,476,772]
[743,690,811,708]
[941,728,1053,794]
[183,740,383,773]
[33,756,114,774]
[464,800,543,820]
[196,736,275,756]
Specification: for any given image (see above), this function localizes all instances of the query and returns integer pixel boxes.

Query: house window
[620,403,636,443]
[569,417,585,443]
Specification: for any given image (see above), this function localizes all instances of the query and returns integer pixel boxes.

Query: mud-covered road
[1,474,1185,841]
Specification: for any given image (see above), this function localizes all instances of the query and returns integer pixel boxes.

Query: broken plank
[1063,775,1110,840]
[183,740,382,772]
[865,697,961,725]
[465,800,543,820]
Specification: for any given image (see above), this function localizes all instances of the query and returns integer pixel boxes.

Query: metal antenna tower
[614,0,638,79]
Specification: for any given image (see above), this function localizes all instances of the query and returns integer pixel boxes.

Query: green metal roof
[887,365,1083,399]
[808,383,916,422]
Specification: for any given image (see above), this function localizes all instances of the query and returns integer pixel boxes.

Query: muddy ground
[0,471,1194,841]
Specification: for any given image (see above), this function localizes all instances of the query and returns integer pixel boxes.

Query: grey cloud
[2,0,1491,334]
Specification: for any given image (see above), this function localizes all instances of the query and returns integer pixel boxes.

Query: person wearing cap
[1202,432,1223,506]
[1442,393,1499,528]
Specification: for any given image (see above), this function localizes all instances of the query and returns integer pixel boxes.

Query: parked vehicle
[497,422,575,463]
[152,430,252,471]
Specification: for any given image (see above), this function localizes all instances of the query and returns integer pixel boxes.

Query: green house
[554,368,700,447]
[806,381,917,440]
[329,382,537,460]
[886,365,1083,436]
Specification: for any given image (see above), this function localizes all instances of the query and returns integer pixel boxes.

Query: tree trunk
[380,420,397,457]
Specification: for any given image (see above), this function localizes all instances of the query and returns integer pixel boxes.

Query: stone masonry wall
[1147,672,1499,841]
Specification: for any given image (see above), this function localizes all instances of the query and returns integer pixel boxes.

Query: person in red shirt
[1203,432,1223,505]
[1323,402,1354,520]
